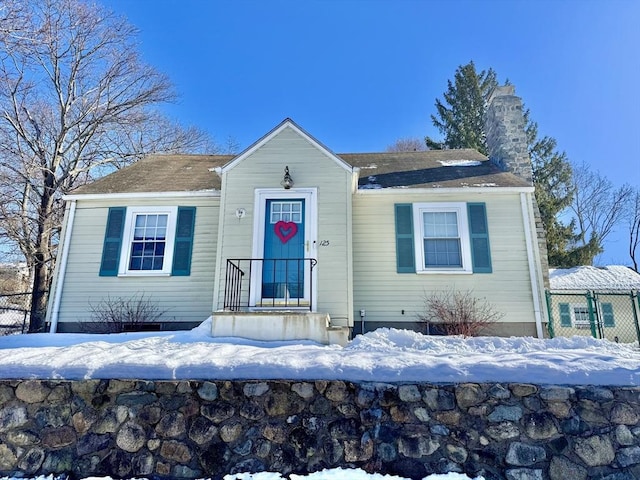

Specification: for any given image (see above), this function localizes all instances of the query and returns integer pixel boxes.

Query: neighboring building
[46,87,548,343]
[548,265,640,343]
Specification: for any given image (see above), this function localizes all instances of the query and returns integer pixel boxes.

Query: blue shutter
[171,207,196,276]
[395,204,415,273]
[559,303,572,327]
[99,207,126,276]
[467,203,492,273]
[602,303,615,327]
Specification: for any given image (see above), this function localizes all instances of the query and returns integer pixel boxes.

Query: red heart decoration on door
[274,220,298,244]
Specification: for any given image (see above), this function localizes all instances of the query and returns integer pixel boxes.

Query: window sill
[415,269,473,275]
[117,272,172,277]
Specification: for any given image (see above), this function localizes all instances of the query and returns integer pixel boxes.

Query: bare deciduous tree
[385,137,428,152]
[569,162,633,264]
[628,189,640,272]
[0,0,215,332]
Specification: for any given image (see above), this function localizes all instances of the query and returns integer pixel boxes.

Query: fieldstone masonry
[485,85,550,289]
[485,85,533,185]
[0,380,638,479]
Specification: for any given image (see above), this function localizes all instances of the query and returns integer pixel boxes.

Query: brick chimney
[485,85,533,185]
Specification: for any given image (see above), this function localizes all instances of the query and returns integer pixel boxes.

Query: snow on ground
[0,309,28,327]
[0,470,482,480]
[1,321,638,480]
[0,317,638,385]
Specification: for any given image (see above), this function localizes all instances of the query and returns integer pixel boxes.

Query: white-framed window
[412,202,473,274]
[571,305,591,329]
[118,206,178,276]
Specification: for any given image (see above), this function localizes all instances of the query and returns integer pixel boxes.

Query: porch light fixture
[281,166,294,189]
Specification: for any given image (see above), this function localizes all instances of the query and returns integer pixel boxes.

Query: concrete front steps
[211,311,350,346]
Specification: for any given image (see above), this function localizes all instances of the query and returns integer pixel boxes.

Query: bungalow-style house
[46,86,548,343]
[548,265,640,343]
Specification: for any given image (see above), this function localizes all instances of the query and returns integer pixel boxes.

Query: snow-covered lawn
[0,318,638,480]
[0,318,638,385]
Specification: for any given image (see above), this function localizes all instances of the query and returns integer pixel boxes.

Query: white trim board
[64,191,220,201]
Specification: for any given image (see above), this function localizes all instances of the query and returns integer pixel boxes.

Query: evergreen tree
[426,62,497,154]
[428,62,591,266]
[524,116,599,266]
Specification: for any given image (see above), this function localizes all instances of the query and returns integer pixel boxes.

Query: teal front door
[262,199,305,301]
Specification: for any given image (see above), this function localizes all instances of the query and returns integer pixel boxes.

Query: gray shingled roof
[342,149,530,189]
[72,155,233,195]
[72,149,529,195]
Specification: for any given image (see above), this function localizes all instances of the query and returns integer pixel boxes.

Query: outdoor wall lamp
[281,166,294,189]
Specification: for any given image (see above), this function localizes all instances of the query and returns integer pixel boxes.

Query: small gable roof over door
[220,118,354,174]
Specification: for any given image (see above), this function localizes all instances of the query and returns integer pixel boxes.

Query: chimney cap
[488,85,516,104]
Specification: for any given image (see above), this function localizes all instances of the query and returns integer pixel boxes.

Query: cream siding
[213,126,353,326]
[53,196,219,327]
[352,191,537,329]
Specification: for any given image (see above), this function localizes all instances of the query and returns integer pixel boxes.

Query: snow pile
[0,469,483,480]
[0,320,638,385]
[549,265,640,291]
[225,469,480,479]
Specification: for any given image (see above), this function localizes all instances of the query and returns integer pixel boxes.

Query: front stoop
[211,311,350,346]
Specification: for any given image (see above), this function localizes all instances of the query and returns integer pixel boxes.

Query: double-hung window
[558,302,615,329]
[128,212,171,272]
[572,305,591,329]
[395,202,491,274]
[100,206,196,277]
[121,207,177,275]
[413,203,473,273]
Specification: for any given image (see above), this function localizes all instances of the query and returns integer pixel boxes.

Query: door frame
[251,188,318,310]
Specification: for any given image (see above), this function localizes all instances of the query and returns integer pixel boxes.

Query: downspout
[49,200,76,333]
[520,193,544,338]
[211,168,227,312]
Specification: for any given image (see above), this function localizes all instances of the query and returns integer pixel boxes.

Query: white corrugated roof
[549,265,640,291]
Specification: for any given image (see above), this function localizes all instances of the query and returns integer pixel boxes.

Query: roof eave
[355,186,535,194]
[63,190,221,201]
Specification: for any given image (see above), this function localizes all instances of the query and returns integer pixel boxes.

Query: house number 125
[319,240,330,246]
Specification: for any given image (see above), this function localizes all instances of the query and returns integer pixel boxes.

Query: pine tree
[428,62,591,266]
[426,62,498,154]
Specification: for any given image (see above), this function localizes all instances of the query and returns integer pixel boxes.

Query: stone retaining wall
[0,380,639,479]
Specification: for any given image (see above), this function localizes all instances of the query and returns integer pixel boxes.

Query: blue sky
[102,0,639,265]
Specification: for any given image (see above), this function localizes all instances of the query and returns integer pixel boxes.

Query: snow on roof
[549,265,640,291]
[438,160,482,167]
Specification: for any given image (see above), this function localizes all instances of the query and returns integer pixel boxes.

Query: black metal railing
[223,258,317,311]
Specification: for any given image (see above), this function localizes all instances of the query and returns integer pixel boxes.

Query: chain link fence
[0,293,31,335]
[546,290,640,344]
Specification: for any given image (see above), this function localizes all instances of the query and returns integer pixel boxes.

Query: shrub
[86,294,167,333]
[417,289,504,337]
